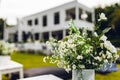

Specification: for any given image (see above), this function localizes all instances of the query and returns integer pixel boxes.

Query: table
[0,60,23,80]
[18,74,63,80]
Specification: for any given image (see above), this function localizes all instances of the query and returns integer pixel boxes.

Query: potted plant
[44,13,119,80]
[0,40,16,65]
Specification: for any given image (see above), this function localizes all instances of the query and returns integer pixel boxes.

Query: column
[39,33,41,41]
[32,32,34,42]
[49,31,52,39]
[75,6,79,21]
[18,30,22,42]
[63,29,66,38]
[3,19,7,41]
[92,11,95,23]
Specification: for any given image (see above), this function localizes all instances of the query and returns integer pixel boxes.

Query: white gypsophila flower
[94,56,102,61]
[104,41,117,53]
[100,35,107,41]
[65,65,71,72]
[72,65,76,69]
[98,13,107,21]
[115,55,119,59]
[102,53,106,58]
[93,32,98,37]
[68,39,73,44]
[78,65,85,68]
[104,60,108,63]
[43,57,47,63]
[106,51,112,58]
[77,55,83,60]
[57,62,64,68]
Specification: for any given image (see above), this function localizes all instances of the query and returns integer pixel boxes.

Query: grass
[2,50,120,80]
[11,52,57,69]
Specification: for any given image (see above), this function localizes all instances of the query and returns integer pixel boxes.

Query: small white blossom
[72,65,76,69]
[77,55,83,60]
[94,56,102,61]
[65,65,71,72]
[93,32,98,37]
[104,60,108,63]
[100,35,107,41]
[106,51,112,58]
[102,54,106,58]
[78,65,85,68]
[98,13,107,21]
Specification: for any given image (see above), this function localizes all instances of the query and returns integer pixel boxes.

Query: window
[86,11,92,22]
[42,32,49,42]
[66,8,76,21]
[28,20,32,26]
[79,8,83,20]
[43,15,47,26]
[35,18,38,25]
[35,33,39,40]
[54,12,60,24]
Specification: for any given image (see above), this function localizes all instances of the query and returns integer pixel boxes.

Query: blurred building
[4,0,94,43]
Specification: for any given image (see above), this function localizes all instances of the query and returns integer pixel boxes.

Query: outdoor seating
[11,67,72,80]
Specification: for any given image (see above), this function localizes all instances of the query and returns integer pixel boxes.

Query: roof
[22,0,93,19]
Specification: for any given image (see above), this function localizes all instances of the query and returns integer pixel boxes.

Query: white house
[4,0,95,43]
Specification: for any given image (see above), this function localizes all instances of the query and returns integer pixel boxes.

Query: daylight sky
[0,0,119,25]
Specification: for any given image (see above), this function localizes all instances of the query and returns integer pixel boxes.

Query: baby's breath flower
[77,55,83,60]
[44,17,118,71]
[72,65,76,69]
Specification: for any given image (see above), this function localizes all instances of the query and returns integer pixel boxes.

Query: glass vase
[72,69,95,80]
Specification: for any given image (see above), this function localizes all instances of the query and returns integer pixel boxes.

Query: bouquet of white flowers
[44,13,119,72]
[0,41,15,55]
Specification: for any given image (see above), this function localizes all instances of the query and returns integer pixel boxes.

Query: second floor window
[66,8,76,21]
[54,12,60,24]
[28,20,32,26]
[86,11,92,22]
[35,18,38,25]
[43,15,47,27]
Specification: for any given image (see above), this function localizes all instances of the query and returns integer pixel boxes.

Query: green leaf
[102,27,111,34]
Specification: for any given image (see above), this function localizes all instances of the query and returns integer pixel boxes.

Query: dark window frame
[54,12,60,24]
[65,8,76,21]
[35,18,38,25]
[28,20,32,26]
[42,15,47,27]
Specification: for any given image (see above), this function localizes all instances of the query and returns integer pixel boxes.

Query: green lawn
[11,52,57,69]
[3,51,120,80]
